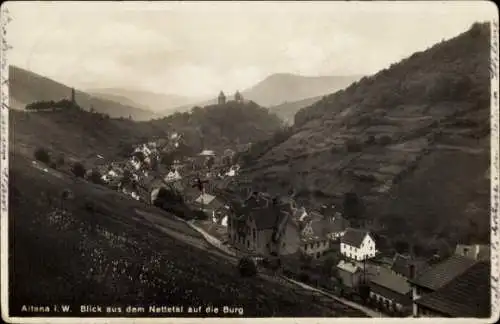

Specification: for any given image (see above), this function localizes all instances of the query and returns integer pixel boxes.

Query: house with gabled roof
[408,254,479,317]
[413,260,490,317]
[227,200,301,256]
[192,192,226,221]
[300,215,331,259]
[391,253,429,279]
[336,260,363,290]
[454,244,490,261]
[340,228,377,261]
[369,265,412,314]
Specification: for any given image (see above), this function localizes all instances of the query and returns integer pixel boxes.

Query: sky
[3,1,496,98]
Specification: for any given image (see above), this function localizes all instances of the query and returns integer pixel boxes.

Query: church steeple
[218,91,226,105]
[234,90,243,103]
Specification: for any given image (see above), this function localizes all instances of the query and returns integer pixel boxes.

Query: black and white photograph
[0,1,498,322]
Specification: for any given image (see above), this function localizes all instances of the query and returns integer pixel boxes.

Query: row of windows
[342,244,374,251]
[304,240,328,250]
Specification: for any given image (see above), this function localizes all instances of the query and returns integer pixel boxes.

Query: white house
[225,167,238,177]
[101,174,111,183]
[340,228,377,261]
[130,158,141,171]
[164,170,182,182]
[131,191,140,201]
[199,149,216,157]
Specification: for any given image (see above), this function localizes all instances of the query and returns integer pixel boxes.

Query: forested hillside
[236,22,491,257]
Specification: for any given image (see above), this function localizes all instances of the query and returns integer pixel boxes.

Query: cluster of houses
[86,130,492,319]
[194,183,491,318]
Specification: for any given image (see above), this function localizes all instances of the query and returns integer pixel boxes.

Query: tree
[121,169,133,187]
[345,139,362,152]
[206,156,215,170]
[56,153,65,167]
[34,147,50,164]
[160,152,175,167]
[133,151,146,163]
[89,169,104,185]
[71,162,86,178]
[393,239,410,254]
[378,135,392,145]
[342,192,365,226]
[238,257,257,277]
[358,283,371,304]
[321,255,338,278]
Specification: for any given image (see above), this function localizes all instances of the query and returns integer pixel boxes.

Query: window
[316,252,320,259]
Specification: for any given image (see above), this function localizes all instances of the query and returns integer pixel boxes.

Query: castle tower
[218,91,226,105]
[71,87,76,105]
[234,90,243,103]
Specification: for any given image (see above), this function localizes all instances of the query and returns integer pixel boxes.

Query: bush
[56,153,65,167]
[298,272,310,283]
[71,162,86,178]
[377,135,392,145]
[34,147,50,164]
[238,257,257,277]
[89,169,104,185]
[345,139,362,152]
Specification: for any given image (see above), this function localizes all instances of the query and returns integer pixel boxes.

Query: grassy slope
[9,65,158,121]
[10,98,283,167]
[236,23,491,254]
[9,109,163,166]
[9,154,365,317]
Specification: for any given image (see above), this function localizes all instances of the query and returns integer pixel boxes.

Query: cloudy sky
[4,1,495,98]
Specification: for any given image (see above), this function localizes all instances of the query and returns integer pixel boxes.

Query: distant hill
[148,100,284,154]
[88,88,198,114]
[236,22,491,257]
[268,95,324,125]
[242,73,362,107]
[10,99,283,167]
[162,73,361,117]
[10,108,164,166]
[9,66,158,121]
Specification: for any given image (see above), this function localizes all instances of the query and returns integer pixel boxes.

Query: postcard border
[1,1,499,324]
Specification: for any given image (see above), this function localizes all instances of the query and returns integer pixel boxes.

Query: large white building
[340,228,377,261]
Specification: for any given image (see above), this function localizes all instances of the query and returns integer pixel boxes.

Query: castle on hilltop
[217,90,244,105]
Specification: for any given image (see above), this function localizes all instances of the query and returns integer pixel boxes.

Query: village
[74,91,490,319]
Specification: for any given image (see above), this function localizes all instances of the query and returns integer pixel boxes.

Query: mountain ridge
[88,87,199,114]
[9,65,158,121]
[160,73,362,119]
[235,22,491,257]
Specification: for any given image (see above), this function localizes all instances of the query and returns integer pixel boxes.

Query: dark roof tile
[415,261,490,317]
[410,255,477,290]
[341,228,369,248]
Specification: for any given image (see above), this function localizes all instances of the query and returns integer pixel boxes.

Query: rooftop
[337,260,361,274]
[341,228,369,248]
[415,261,490,317]
[249,205,287,230]
[370,265,411,295]
[410,254,477,291]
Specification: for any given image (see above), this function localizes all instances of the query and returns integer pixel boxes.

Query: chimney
[409,263,416,279]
